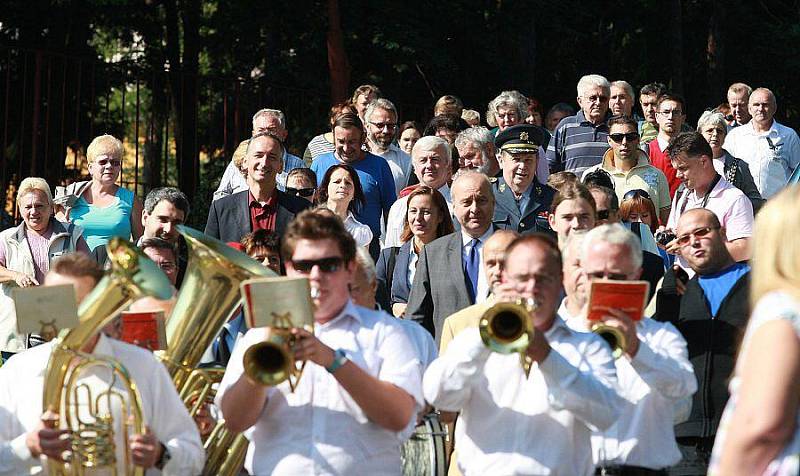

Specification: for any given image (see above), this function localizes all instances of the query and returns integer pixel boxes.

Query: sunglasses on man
[286,187,315,198]
[609,132,640,143]
[290,257,344,274]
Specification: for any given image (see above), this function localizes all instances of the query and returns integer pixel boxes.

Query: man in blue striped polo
[546,74,612,177]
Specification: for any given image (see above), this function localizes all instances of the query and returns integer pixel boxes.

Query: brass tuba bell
[591,323,627,359]
[42,238,173,476]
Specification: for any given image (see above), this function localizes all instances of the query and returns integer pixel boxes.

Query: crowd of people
[1,74,800,475]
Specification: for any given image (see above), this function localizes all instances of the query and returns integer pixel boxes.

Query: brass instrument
[161,225,274,476]
[42,238,173,476]
[591,323,627,359]
[479,298,537,374]
[242,281,317,391]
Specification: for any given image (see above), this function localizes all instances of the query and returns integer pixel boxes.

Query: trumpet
[242,284,317,391]
[591,322,627,359]
[479,298,537,374]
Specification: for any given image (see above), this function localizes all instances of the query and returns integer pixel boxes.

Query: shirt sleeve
[0,359,36,475]
[538,334,622,432]
[422,329,492,412]
[657,169,672,209]
[382,199,406,249]
[546,126,563,173]
[630,321,697,400]
[722,194,754,241]
[147,358,205,475]
[213,161,239,200]
[376,320,425,411]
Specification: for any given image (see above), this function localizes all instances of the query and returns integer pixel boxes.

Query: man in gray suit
[406,171,496,342]
[205,132,310,243]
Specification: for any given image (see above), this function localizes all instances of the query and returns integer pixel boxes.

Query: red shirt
[249,190,278,232]
[649,139,681,198]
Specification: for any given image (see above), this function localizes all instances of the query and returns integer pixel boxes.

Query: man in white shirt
[423,233,623,475]
[0,253,203,475]
[365,98,413,195]
[564,224,696,474]
[383,136,453,249]
[723,87,800,199]
[216,210,423,475]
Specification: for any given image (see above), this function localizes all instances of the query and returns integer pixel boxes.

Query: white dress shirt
[423,317,622,476]
[215,300,424,476]
[381,184,453,249]
[213,150,304,200]
[343,212,373,248]
[564,316,697,469]
[461,227,493,303]
[724,120,800,199]
[0,334,204,476]
[373,144,412,196]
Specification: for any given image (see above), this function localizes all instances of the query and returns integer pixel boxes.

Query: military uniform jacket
[491,177,555,235]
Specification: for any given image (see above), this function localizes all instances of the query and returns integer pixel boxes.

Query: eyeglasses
[286,187,315,197]
[369,121,397,131]
[676,226,719,247]
[657,109,683,117]
[587,271,628,281]
[253,254,281,265]
[609,132,640,143]
[157,261,177,272]
[583,95,609,103]
[95,158,122,167]
[290,257,344,274]
[623,189,651,201]
[597,209,611,220]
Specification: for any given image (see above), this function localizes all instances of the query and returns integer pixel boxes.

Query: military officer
[491,124,556,235]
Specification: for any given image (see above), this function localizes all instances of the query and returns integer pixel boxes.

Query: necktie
[213,326,232,365]
[465,238,480,303]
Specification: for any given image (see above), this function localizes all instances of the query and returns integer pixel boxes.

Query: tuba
[591,323,627,359]
[42,238,173,475]
[160,225,274,476]
[479,298,537,374]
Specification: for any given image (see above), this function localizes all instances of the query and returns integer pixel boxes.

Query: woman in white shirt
[316,164,373,247]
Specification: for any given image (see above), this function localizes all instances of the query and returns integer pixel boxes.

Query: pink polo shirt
[667,175,754,271]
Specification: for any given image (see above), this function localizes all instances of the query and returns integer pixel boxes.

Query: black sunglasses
[286,187,315,198]
[623,189,651,201]
[608,132,640,143]
[290,257,344,274]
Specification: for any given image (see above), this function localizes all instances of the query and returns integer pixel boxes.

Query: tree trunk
[326,0,350,105]
[669,0,684,94]
[706,0,726,107]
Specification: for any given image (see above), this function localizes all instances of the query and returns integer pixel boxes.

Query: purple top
[0,225,57,284]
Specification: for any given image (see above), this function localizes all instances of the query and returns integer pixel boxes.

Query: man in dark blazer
[406,171,496,342]
[205,132,310,243]
[491,124,556,236]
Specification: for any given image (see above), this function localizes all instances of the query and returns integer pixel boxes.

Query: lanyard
[679,173,721,216]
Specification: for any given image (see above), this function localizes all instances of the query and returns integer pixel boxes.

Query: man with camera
[423,234,622,475]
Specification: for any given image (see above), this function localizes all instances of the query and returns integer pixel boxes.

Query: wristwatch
[155,442,171,470]
[325,349,348,374]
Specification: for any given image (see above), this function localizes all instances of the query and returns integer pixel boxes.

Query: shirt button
[520,222,526,228]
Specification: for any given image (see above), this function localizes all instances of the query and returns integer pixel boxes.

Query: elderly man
[438,229,519,352]
[648,93,688,196]
[610,80,637,117]
[406,171,496,342]
[214,108,305,197]
[723,87,800,199]
[383,136,454,249]
[486,90,528,135]
[0,253,203,475]
[205,132,311,243]
[217,211,422,475]
[655,209,751,475]
[311,112,397,256]
[563,224,696,475]
[638,82,667,144]
[665,132,753,269]
[726,82,752,127]
[547,74,612,176]
[454,126,500,177]
[492,124,555,235]
[582,115,672,222]
[364,98,412,195]
[423,234,622,475]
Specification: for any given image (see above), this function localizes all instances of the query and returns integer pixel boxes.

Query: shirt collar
[544,314,571,340]
[321,298,363,327]
[461,225,494,247]
[248,189,278,208]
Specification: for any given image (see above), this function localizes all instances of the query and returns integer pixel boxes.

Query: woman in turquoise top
[67,134,144,250]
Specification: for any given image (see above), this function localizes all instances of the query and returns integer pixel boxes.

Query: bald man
[438,229,519,353]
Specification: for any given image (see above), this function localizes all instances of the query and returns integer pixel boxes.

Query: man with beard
[454,126,500,177]
[648,94,687,196]
[492,124,555,235]
[206,132,311,243]
[311,113,397,257]
[364,98,412,195]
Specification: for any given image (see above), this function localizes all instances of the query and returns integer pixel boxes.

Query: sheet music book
[587,279,650,322]
[120,310,167,351]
